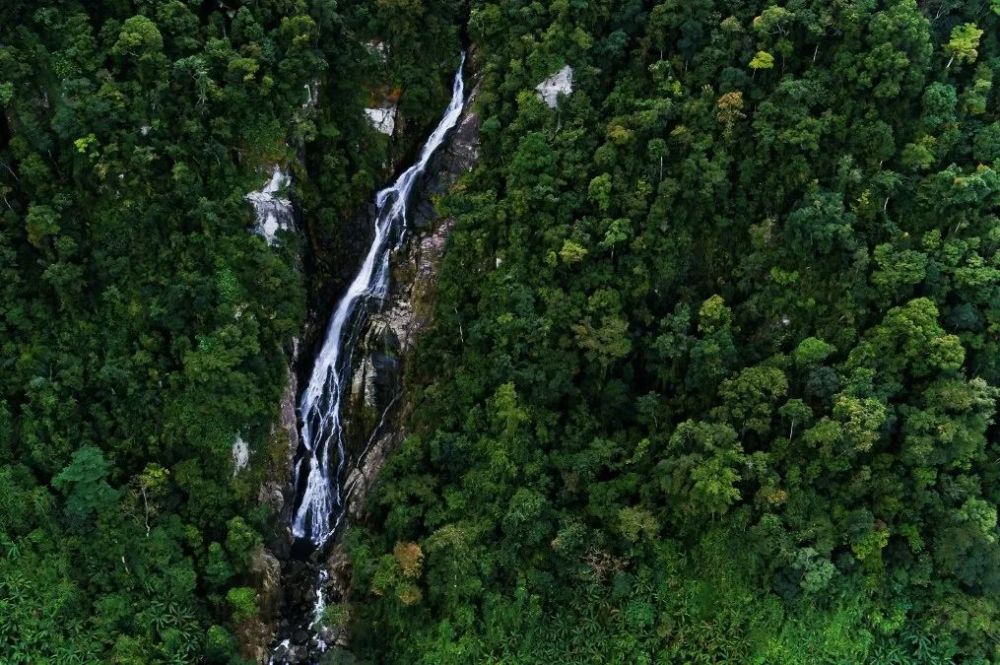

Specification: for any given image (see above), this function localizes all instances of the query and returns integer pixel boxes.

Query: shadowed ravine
[266,54,469,665]
[291,54,467,550]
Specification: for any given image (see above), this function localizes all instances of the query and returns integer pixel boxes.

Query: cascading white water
[292,54,467,547]
[310,569,330,652]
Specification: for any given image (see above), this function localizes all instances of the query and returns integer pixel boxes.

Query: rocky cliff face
[235,339,300,664]
[237,165,301,662]
[260,78,480,664]
[341,86,481,516]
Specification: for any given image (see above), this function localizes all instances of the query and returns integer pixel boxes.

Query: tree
[831,394,886,454]
[225,587,257,622]
[658,421,747,523]
[749,50,775,72]
[785,190,857,255]
[794,337,835,366]
[973,122,1000,163]
[25,204,60,248]
[716,91,745,139]
[753,7,793,37]
[52,446,118,525]
[112,15,164,57]
[648,137,667,180]
[716,365,789,437]
[572,315,632,370]
[617,506,658,543]
[588,173,613,211]
[944,23,983,69]
[558,238,588,264]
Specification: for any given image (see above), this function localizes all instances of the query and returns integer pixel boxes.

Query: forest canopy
[2,0,1000,664]
[0,0,460,662]
[346,1,1000,664]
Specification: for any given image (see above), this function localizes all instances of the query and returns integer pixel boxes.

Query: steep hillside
[347,2,1000,663]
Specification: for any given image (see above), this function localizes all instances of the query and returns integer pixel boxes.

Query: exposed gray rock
[364,106,396,135]
[365,40,388,62]
[248,340,301,662]
[232,435,250,476]
[266,348,300,540]
[535,65,573,108]
[303,81,319,109]
[349,355,377,411]
[247,167,295,245]
[280,340,301,469]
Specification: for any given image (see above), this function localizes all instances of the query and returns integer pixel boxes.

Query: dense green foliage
[0,3,312,661]
[5,0,1000,662]
[349,1,1000,663]
[0,1,459,662]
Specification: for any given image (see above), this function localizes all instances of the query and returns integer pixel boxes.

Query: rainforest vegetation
[2,0,1000,664]
[347,1,1000,664]
[0,0,459,662]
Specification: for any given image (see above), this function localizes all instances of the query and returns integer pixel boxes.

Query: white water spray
[291,54,467,547]
[310,569,330,653]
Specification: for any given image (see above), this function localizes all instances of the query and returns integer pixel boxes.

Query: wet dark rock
[270,640,291,663]
[371,351,401,400]
[411,197,438,229]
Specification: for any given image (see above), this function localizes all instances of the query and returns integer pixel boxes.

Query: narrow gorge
[6,4,1000,663]
[252,55,480,665]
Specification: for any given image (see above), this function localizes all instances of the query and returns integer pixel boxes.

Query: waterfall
[291,54,467,548]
